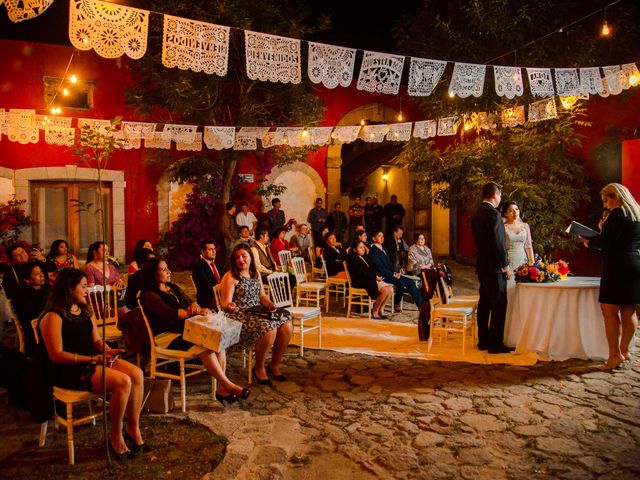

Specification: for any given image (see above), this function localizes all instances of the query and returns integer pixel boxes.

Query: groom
[471,182,512,354]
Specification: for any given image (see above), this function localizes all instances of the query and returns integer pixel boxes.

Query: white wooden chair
[267,272,321,357]
[428,296,476,356]
[291,257,326,308]
[342,262,372,319]
[277,250,293,272]
[137,297,214,413]
[438,276,480,304]
[86,285,123,344]
[307,246,326,281]
[7,300,25,353]
[322,257,348,312]
[212,284,253,384]
[31,319,105,465]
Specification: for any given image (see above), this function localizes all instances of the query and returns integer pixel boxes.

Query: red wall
[622,139,640,200]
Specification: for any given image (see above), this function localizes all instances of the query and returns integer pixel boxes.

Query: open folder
[565,221,600,238]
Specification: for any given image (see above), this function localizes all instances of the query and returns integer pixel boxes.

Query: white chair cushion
[298,282,326,291]
[286,306,321,319]
[434,305,475,315]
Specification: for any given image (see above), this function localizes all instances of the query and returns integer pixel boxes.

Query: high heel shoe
[266,365,286,382]
[237,387,250,400]
[108,439,131,461]
[215,392,238,405]
[123,429,151,454]
[252,368,273,386]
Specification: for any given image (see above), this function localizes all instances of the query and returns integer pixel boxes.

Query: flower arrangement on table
[514,255,570,283]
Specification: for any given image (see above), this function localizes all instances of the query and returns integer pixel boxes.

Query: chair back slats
[266,272,292,308]
[308,246,316,264]
[342,261,354,287]
[212,284,223,313]
[136,297,158,366]
[31,318,40,344]
[278,250,293,271]
[291,257,308,284]
[7,300,25,353]
[87,285,118,325]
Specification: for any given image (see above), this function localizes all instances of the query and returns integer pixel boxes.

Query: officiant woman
[582,183,640,371]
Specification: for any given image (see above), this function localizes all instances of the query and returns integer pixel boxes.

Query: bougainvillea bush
[163,188,224,271]
[0,198,36,263]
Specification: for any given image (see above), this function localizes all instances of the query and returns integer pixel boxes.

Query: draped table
[504,276,608,360]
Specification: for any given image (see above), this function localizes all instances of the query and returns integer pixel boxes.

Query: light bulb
[69,74,78,84]
[630,75,638,86]
[448,91,455,98]
[301,129,308,138]
[62,88,70,96]
[360,119,365,126]
[397,112,403,122]
[601,21,611,36]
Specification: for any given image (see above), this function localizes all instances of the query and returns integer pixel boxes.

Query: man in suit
[471,182,512,354]
[192,241,225,310]
[369,230,422,312]
[385,225,409,273]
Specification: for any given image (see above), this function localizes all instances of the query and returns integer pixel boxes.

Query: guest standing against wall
[327,202,348,244]
[307,198,328,248]
[220,202,238,266]
[383,195,405,237]
[348,197,365,244]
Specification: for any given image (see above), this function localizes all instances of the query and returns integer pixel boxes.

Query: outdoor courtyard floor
[0,261,638,479]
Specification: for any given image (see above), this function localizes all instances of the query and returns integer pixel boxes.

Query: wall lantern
[381,165,392,183]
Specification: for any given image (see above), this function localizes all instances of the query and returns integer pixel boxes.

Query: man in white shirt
[236,202,258,237]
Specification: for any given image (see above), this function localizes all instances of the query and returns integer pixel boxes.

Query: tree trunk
[221,158,237,203]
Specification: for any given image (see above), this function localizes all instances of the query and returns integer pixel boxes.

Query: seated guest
[347,241,393,319]
[270,227,295,266]
[42,260,59,287]
[220,244,293,385]
[191,242,224,311]
[369,230,423,312]
[290,223,312,259]
[39,268,144,457]
[141,257,249,404]
[124,248,155,310]
[385,226,409,273]
[314,226,330,265]
[12,262,51,355]
[322,232,348,278]
[251,229,278,282]
[234,226,254,247]
[85,242,125,290]
[128,239,153,274]
[350,229,370,255]
[408,232,434,276]
[46,239,78,273]
[2,244,45,300]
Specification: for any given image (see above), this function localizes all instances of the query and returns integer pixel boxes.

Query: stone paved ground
[2,262,638,479]
[173,262,640,479]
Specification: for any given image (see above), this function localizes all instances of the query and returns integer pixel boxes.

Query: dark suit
[385,236,409,272]
[471,201,509,351]
[323,245,348,277]
[192,258,225,310]
[369,244,422,306]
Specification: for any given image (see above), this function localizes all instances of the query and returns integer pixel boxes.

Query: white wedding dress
[504,221,533,343]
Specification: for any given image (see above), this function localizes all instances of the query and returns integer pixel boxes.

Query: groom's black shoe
[477,343,489,351]
[488,345,514,354]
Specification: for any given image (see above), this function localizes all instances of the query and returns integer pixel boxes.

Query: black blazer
[191,258,225,309]
[471,202,508,276]
[346,252,379,298]
[323,245,347,276]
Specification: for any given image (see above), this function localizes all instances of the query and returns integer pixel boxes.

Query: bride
[503,201,535,337]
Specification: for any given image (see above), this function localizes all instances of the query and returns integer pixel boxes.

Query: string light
[448,91,455,98]
[69,74,78,84]
[360,118,366,126]
[600,6,611,37]
[397,112,404,122]
[62,88,70,96]
[560,96,578,109]
[629,74,638,86]
[50,106,62,115]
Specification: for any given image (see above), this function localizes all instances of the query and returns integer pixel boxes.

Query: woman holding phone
[39,268,145,459]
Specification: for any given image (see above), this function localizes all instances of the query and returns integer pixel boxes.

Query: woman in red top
[46,239,78,273]
[269,227,297,266]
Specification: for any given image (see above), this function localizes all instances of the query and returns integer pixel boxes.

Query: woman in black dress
[583,183,640,371]
[346,240,394,319]
[39,269,144,458]
[140,257,249,404]
[322,232,348,277]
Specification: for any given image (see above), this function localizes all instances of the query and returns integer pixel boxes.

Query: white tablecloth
[505,276,608,360]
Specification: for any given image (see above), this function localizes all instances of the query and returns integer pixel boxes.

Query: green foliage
[397,108,590,254]
[126,0,326,202]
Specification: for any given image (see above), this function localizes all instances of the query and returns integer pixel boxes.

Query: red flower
[529,266,540,280]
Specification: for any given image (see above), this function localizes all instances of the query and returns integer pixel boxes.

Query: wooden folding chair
[307,246,326,281]
[291,257,326,308]
[86,285,123,344]
[31,318,105,465]
[267,272,322,357]
[137,298,214,413]
[322,257,348,312]
[342,262,373,319]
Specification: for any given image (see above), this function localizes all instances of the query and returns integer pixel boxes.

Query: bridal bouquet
[514,255,570,283]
